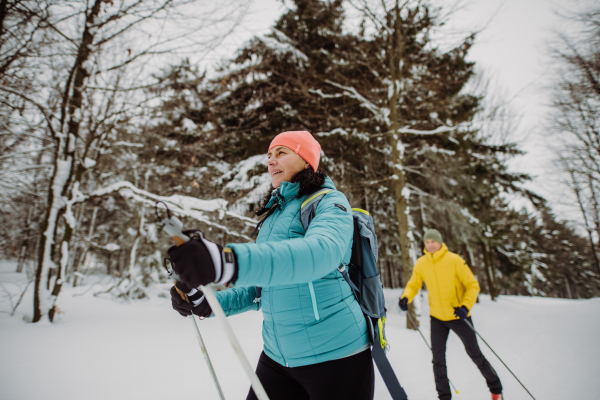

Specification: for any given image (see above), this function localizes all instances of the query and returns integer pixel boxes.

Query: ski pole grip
[174,283,189,303]
[172,236,187,246]
[161,216,190,246]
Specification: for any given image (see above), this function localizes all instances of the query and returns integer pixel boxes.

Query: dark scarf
[255,169,327,216]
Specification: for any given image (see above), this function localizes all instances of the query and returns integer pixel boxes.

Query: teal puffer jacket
[215,177,369,367]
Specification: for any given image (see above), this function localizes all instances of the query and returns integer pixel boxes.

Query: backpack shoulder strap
[300,189,333,232]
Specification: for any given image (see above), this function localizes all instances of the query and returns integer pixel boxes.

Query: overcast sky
[213,0,577,221]
[450,0,572,212]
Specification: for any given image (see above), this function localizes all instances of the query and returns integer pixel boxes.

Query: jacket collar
[424,243,448,261]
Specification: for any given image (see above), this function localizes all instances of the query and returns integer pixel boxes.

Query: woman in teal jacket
[169,131,373,400]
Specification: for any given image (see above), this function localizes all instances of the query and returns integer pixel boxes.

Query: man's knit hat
[268,131,321,172]
[423,229,443,244]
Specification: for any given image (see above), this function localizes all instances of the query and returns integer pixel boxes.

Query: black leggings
[431,316,502,399]
[246,349,374,400]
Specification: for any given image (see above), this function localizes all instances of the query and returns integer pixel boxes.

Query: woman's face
[267,145,310,188]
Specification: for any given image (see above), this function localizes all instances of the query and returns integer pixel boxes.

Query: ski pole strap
[371,322,408,400]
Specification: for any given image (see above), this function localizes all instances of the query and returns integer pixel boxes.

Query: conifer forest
[1,0,599,325]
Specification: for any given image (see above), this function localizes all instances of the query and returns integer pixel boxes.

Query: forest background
[1,0,599,326]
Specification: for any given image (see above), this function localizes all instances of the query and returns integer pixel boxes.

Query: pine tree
[147,0,598,306]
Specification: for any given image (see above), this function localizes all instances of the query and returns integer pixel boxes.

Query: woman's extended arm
[228,191,353,287]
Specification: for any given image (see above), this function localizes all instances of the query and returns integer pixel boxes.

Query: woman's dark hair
[255,169,328,216]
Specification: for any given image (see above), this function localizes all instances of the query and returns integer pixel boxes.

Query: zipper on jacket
[308,282,320,321]
[431,258,445,318]
[270,288,287,366]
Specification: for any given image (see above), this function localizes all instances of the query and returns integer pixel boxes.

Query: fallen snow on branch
[87,181,257,241]
[309,88,343,99]
[396,126,456,135]
[114,141,144,147]
[92,181,227,213]
[325,80,385,122]
[260,29,309,67]
[218,154,268,192]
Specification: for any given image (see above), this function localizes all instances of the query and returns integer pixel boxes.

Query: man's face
[425,239,442,254]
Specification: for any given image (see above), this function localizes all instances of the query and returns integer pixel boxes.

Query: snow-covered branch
[393,126,457,135]
[324,80,386,121]
[87,181,256,241]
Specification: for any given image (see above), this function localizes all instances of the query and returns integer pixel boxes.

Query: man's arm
[456,258,480,310]
[401,262,424,303]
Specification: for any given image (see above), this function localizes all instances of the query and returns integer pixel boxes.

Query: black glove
[167,231,237,287]
[454,306,469,321]
[399,297,408,311]
[170,282,213,318]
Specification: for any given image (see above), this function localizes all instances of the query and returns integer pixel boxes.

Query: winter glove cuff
[218,247,236,286]
[167,231,224,287]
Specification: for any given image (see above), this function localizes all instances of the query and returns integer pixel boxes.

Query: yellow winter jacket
[401,244,480,321]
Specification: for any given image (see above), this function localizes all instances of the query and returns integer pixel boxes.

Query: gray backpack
[301,189,408,400]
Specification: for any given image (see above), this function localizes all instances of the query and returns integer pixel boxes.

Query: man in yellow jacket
[399,229,503,400]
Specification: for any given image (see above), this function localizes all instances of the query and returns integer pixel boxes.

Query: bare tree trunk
[564,274,573,299]
[125,170,150,298]
[16,206,33,273]
[481,242,498,300]
[0,0,8,38]
[73,205,98,287]
[569,170,600,275]
[462,244,479,303]
[585,173,600,250]
[34,0,103,323]
[386,1,418,329]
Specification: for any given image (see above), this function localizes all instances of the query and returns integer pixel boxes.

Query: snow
[57,241,69,285]
[260,29,309,67]
[181,118,198,132]
[84,157,96,168]
[459,207,480,224]
[397,126,456,135]
[325,80,384,121]
[37,156,73,314]
[219,154,268,192]
[317,127,348,137]
[244,98,262,113]
[114,141,144,148]
[86,181,256,240]
[104,243,120,251]
[1,258,598,400]
[309,88,342,99]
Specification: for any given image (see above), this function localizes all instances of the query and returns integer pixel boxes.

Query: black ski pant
[431,316,502,399]
[246,349,374,400]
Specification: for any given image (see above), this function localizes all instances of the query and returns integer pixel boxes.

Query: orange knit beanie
[268,131,321,172]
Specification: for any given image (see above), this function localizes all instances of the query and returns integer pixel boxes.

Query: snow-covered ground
[1,259,599,400]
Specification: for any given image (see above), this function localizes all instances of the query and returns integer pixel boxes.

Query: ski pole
[157,202,270,400]
[201,284,270,400]
[406,311,460,395]
[463,319,536,400]
[189,316,226,399]
[173,286,226,400]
